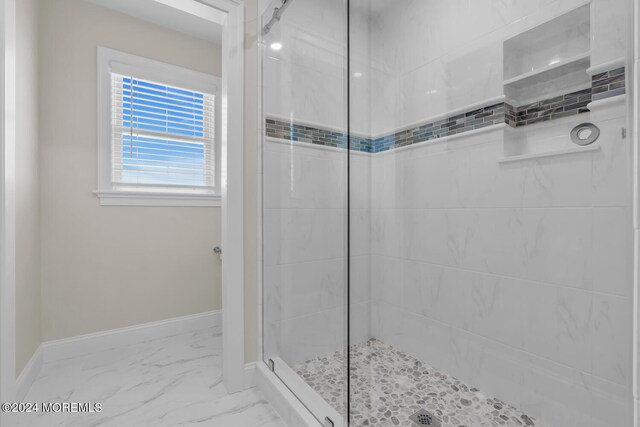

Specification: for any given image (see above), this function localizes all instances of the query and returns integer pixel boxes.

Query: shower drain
[409,409,441,427]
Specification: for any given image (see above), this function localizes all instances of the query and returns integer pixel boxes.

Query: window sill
[94,190,221,207]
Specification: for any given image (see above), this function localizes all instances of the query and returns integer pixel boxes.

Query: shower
[260,0,635,426]
[262,0,294,35]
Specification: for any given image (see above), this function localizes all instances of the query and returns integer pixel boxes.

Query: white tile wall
[370,106,633,426]
[262,143,349,366]
[262,144,372,366]
[591,0,631,66]
[369,0,628,135]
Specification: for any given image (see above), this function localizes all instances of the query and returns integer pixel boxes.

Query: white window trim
[95,47,222,207]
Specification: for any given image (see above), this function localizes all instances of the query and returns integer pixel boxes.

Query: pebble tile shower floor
[294,339,541,427]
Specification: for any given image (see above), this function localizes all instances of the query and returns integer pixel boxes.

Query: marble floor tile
[12,326,286,427]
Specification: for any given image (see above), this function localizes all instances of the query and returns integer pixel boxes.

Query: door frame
[209,0,246,394]
[0,0,16,424]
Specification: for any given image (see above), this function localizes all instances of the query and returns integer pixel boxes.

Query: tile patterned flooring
[295,339,541,427]
[12,325,286,427]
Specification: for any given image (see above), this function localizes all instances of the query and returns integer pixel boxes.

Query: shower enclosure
[261,0,635,425]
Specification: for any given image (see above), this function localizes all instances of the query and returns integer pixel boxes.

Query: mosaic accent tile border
[265,67,625,154]
[506,87,592,127]
[294,339,542,427]
[592,67,626,101]
[371,103,505,153]
[265,104,504,154]
[264,119,352,150]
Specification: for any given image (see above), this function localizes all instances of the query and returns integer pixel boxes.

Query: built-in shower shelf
[502,4,591,106]
[503,52,591,88]
[498,144,600,164]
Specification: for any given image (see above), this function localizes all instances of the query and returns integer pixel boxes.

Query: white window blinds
[110,73,215,189]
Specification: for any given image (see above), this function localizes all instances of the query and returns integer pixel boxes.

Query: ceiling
[86,0,224,44]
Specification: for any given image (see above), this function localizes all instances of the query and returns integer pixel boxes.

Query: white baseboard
[255,362,322,427]
[244,362,258,389]
[42,310,222,364]
[15,344,43,402]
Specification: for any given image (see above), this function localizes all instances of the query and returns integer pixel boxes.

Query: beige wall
[16,0,42,375]
[39,0,223,341]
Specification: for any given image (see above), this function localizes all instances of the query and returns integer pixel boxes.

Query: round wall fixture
[570,123,600,146]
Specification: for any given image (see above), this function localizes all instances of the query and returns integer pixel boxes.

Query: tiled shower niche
[503,4,591,105]
[502,4,599,161]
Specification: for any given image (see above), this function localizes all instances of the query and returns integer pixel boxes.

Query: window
[96,47,220,206]
[112,75,215,188]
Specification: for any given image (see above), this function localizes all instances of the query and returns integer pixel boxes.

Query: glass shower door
[262,1,635,426]
[261,0,349,425]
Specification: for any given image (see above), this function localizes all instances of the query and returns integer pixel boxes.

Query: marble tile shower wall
[367,1,632,427]
[262,142,372,366]
[369,104,632,427]
[368,0,628,137]
[262,0,372,136]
